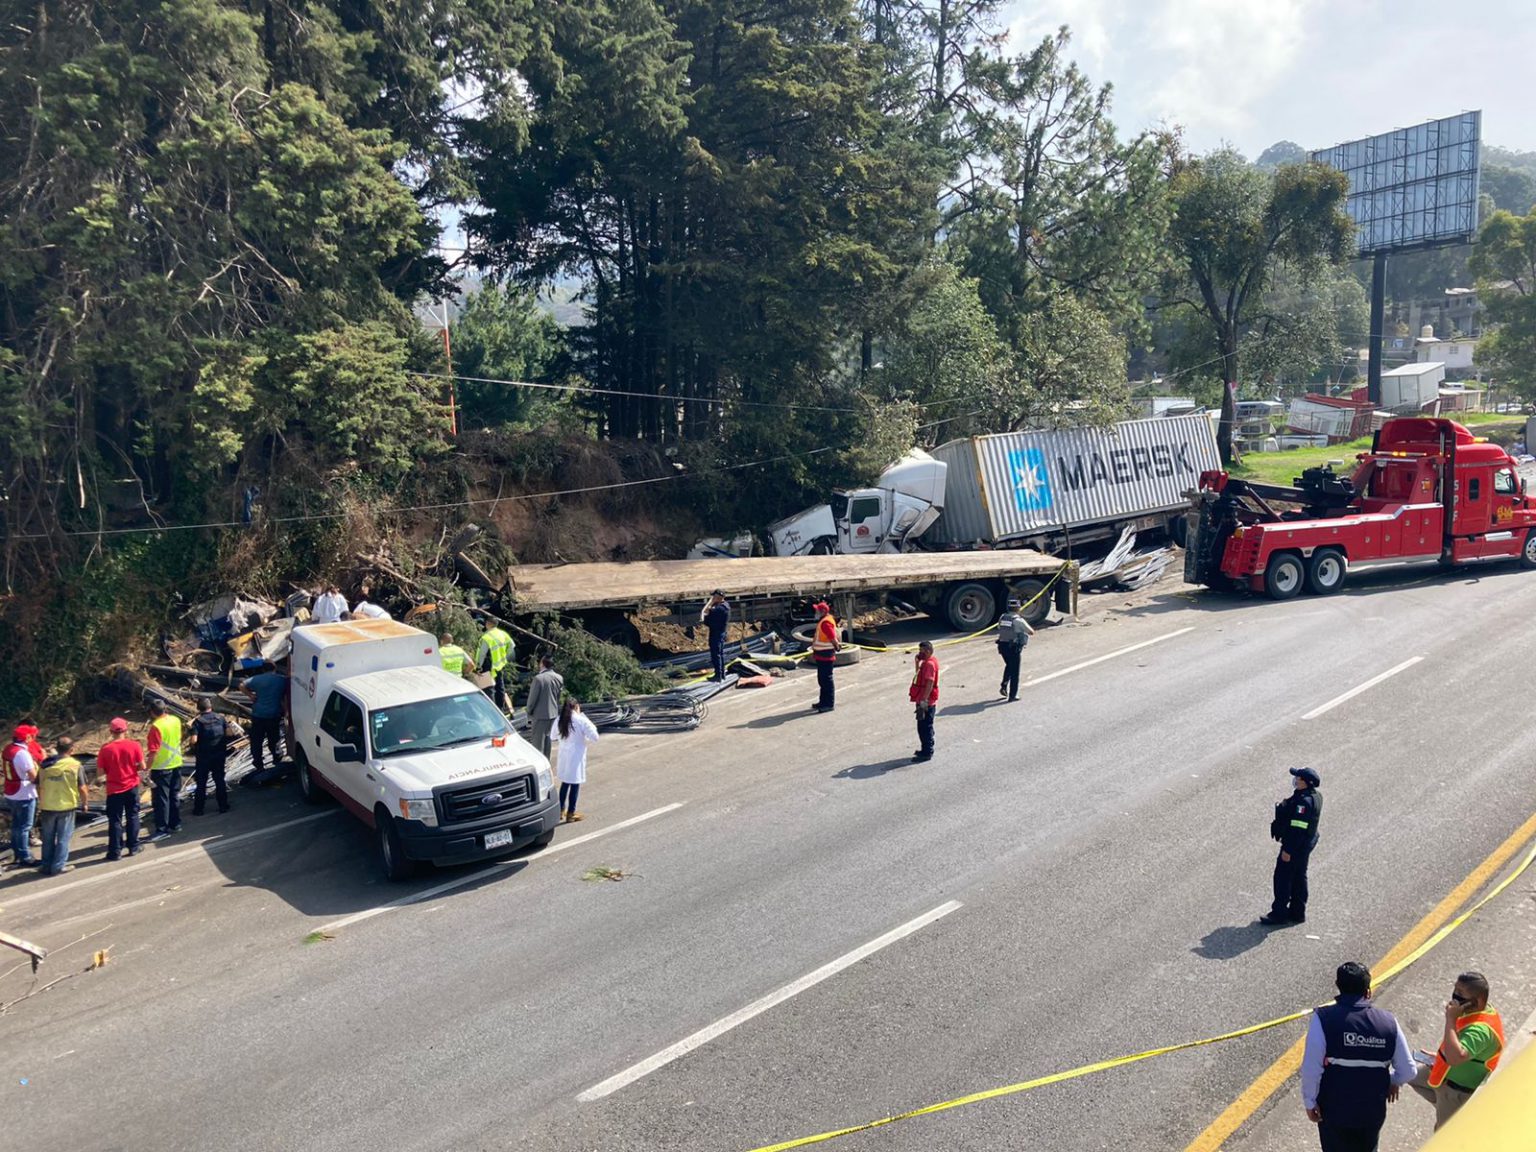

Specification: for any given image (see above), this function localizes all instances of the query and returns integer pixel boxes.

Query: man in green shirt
[1410,970,1505,1129]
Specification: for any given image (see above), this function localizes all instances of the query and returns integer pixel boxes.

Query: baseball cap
[109,717,129,733]
[12,725,29,740]
[813,601,831,613]
[711,589,724,597]
[1290,766,1321,787]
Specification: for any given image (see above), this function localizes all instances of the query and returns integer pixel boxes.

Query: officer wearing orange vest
[1409,970,1504,1130]
[809,601,841,713]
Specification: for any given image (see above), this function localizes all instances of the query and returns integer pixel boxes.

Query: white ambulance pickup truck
[289,619,559,880]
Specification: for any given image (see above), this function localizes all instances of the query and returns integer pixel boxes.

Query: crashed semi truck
[765,414,1221,562]
[1184,416,1536,600]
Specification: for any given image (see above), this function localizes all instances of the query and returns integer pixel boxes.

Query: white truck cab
[289,619,558,880]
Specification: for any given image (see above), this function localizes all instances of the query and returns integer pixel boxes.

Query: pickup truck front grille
[439,774,534,824]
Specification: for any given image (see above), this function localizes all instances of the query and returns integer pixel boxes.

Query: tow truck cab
[289,619,559,880]
[1186,417,1536,600]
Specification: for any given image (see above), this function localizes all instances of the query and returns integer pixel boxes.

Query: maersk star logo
[1009,448,1052,512]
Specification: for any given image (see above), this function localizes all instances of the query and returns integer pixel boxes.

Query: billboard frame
[1309,112,1482,404]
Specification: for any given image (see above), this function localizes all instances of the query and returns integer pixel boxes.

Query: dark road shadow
[833,758,914,780]
[1193,922,1273,960]
[941,699,1009,717]
[735,708,833,731]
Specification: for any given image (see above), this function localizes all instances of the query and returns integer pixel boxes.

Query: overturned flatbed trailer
[504,551,1076,642]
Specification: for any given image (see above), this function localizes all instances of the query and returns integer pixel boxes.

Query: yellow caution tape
[743,834,1536,1152]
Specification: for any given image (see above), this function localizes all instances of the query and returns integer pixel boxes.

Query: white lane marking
[1301,656,1425,720]
[577,899,963,1103]
[1023,627,1196,689]
[316,803,685,934]
[0,811,339,910]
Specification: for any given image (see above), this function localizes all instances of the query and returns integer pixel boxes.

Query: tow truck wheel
[1263,552,1305,601]
[1305,548,1347,595]
[375,810,419,882]
[1522,530,1536,569]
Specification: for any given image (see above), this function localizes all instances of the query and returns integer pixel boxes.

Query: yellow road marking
[1181,805,1536,1152]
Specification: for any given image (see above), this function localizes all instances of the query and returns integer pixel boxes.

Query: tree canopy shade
[1470,207,1536,396]
[0,0,540,583]
[1164,151,1353,462]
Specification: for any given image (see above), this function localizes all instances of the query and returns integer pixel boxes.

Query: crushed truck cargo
[1185,416,1536,600]
[505,551,1076,635]
[290,619,559,880]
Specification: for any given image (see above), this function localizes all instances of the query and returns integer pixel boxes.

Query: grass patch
[1232,417,1526,486]
[582,866,628,882]
[302,931,335,945]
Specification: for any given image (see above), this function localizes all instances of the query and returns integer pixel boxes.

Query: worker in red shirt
[96,717,147,860]
[810,601,841,713]
[910,640,940,762]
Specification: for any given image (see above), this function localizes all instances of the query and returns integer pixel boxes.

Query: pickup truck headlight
[398,798,437,826]
[536,764,553,801]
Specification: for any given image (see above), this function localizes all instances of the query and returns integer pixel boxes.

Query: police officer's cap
[1289,766,1321,787]
[1007,598,1021,608]
[711,589,725,597]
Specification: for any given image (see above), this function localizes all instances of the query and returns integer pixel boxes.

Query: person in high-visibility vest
[1410,971,1505,1129]
[439,632,470,678]
[146,699,185,840]
[476,623,515,712]
[809,601,840,713]
[36,736,88,875]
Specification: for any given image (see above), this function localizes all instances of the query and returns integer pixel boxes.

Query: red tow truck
[1184,417,1536,599]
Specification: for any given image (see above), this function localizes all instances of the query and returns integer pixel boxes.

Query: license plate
[484,829,514,850]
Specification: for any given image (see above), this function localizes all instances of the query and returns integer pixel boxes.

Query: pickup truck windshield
[369,692,510,757]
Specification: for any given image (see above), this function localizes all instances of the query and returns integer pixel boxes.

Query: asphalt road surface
[6,561,1536,1152]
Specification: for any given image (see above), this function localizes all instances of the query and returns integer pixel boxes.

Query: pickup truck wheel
[1305,548,1347,595]
[531,829,556,849]
[1263,552,1305,600]
[1009,579,1051,626]
[294,748,330,806]
[1522,530,1536,569]
[943,581,999,632]
[376,812,418,882]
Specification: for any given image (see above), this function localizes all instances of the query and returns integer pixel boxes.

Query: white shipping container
[925,415,1221,545]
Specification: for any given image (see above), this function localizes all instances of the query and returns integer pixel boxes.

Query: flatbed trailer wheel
[1263,552,1305,600]
[1305,548,1347,595]
[1523,530,1536,569]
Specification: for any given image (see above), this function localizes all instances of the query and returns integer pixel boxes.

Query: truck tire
[1523,530,1536,569]
[294,747,330,806]
[1263,552,1305,601]
[375,810,419,882]
[809,537,836,556]
[1306,548,1347,595]
[1010,578,1051,626]
[943,581,1000,632]
[531,828,557,849]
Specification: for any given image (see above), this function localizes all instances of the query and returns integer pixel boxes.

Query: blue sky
[1003,0,1536,157]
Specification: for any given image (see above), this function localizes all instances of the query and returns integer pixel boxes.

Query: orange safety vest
[812,615,839,662]
[1428,1008,1505,1088]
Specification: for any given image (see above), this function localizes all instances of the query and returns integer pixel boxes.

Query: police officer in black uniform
[1261,766,1322,926]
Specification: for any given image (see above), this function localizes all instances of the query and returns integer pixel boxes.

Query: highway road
[5,561,1536,1152]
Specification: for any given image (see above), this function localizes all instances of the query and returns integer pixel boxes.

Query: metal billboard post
[1368,253,1387,406]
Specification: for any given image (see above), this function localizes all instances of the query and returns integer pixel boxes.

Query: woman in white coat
[554,698,598,823]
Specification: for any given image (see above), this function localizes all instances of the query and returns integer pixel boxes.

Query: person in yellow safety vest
[36,736,88,875]
[146,699,185,841]
[810,601,841,713]
[1410,970,1505,1130]
[476,623,515,713]
[439,633,470,678]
